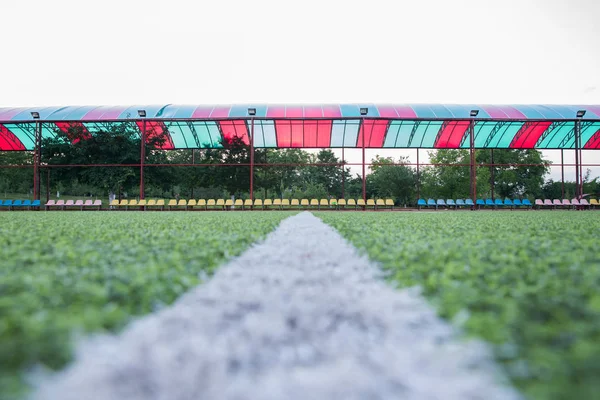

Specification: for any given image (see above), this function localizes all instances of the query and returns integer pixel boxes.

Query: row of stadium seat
[45,199,102,210]
[110,198,396,210]
[534,199,594,208]
[418,198,533,209]
[0,199,41,210]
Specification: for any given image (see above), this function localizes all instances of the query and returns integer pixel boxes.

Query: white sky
[1,0,599,180]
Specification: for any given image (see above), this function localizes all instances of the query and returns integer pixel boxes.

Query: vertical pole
[139,119,146,200]
[250,117,254,200]
[574,120,580,198]
[469,118,476,204]
[33,120,41,201]
[46,168,50,204]
[341,146,345,199]
[191,149,195,200]
[361,118,366,205]
[416,148,420,200]
[579,131,584,197]
[561,149,565,199]
[490,149,495,200]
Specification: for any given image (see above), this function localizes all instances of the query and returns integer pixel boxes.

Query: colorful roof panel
[0,104,598,151]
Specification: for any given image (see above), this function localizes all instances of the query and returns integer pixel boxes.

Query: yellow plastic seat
[273,199,282,209]
[347,199,357,208]
[254,199,263,209]
[177,200,187,209]
[147,199,156,207]
[156,199,165,210]
[310,199,319,208]
[282,199,290,208]
[300,199,309,207]
[207,199,216,209]
[197,199,206,209]
[119,199,128,206]
[291,199,300,207]
[367,199,376,208]
[376,199,385,208]
[138,199,147,209]
[244,199,253,209]
[591,199,600,207]
[264,199,273,209]
[129,199,138,207]
[385,199,394,209]
[319,199,329,209]
[225,199,234,208]
[337,199,347,208]
[234,199,243,208]
[187,199,197,208]
[168,199,177,209]
[357,199,366,208]
[110,199,120,206]
[216,199,225,209]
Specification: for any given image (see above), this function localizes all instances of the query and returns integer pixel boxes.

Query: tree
[0,152,33,195]
[478,149,549,198]
[367,155,416,204]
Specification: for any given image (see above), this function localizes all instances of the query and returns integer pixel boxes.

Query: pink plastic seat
[65,200,75,207]
[84,200,93,206]
[93,200,102,210]
[553,199,562,207]
[55,200,65,210]
[562,199,571,206]
[543,199,553,207]
[571,198,580,206]
[535,199,543,206]
[45,200,56,210]
[580,199,590,206]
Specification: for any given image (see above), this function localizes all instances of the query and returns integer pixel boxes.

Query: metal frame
[3,111,598,205]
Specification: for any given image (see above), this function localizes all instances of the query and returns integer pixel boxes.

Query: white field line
[33,212,521,400]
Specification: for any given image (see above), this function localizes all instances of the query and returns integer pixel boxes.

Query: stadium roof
[1,104,599,151]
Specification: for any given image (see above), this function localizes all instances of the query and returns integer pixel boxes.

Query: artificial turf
[0,211,293,398]
[316,211,600,400]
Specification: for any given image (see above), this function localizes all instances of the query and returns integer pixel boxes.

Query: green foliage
[0,211,291,398]
[317,211,600,400]
[367,155,415,204]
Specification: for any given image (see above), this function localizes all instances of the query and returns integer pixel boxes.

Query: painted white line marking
[34,212,520,400]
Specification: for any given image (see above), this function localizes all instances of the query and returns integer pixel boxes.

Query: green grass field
[2,210,599,399]
[316,211,600,400]
[0,211,294,397]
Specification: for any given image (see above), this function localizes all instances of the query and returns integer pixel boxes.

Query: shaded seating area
[416,198,535,210]
[0,199,41,210]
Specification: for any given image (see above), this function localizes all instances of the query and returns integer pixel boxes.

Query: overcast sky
[1,0,599,180]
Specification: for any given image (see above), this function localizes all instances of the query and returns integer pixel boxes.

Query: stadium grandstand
[1,104,599,209]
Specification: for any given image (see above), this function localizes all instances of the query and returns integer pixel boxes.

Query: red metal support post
[416,149,420,200]
[33,119,41,201]
[250,116,254,200]
[469,118,476,206]
[561,149,565,199]
[341,146,345,199]
[46,168,50,204]
[490,149,495,200]
[362,118,366,206]
[139,118,146,200]
[574,120,580,198]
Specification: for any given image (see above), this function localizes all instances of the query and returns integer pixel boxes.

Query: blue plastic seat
[427,199,436,208]
[465,199,475,207]
[503,198,513,207]
[2,200,12,208]
[31,200,41,208]
[0,200,3,206]
[22,200,32,208]
[456,199,465,207]
[485,198,494,207]
[513,199,522,207]
[446,199,456,208]
[495,199,504,207]
[522,199,532,208]
[437,199,446,207]
[12,200,23,207]
[476,199,485,207]
[417,199,426,209]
